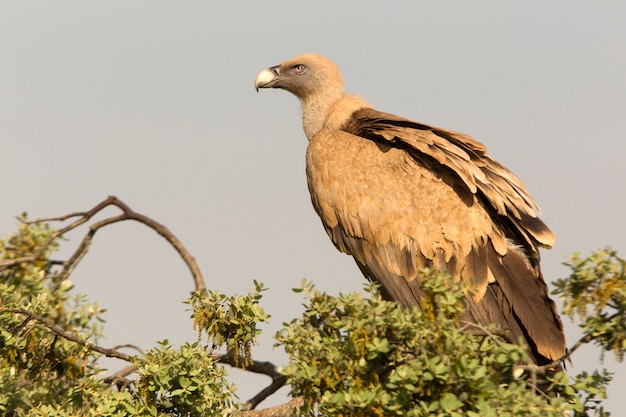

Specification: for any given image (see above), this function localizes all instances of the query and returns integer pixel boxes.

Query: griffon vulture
[255,53,566,365]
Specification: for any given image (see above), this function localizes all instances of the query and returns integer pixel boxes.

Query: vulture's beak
[255,65,280,91]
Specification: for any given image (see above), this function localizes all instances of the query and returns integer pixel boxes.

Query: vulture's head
[254,53,344,102]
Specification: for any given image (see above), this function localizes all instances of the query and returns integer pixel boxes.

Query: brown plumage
[255,53,566,365]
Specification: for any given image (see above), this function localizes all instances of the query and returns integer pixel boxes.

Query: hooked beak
[254,65,280,91]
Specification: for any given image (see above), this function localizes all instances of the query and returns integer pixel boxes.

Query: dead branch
[1,196,205,292]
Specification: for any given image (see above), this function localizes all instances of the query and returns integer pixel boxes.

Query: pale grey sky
[2,1,625,412]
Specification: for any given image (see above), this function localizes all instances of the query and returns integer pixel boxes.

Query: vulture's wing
[306,107,565,363]
[343,108,556,250]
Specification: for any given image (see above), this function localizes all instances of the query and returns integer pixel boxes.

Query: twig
[111,344,145,355]
[460,320,560,396]
[5,308,132,362]
[459,320,509,346]
[564,334,592,360]
[515,331,595,379]
[102,365,138,389]
[1,196,206,292]
[237,396,303,417]
[216,351,288,410]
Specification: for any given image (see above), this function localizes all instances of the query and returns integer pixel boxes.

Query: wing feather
[306,107,565,365]
[342,108,556,249]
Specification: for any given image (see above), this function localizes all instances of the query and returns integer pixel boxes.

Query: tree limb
[111,343,145,355]
[1,196,206,292]
[216,351,288,410]
[236,397,303,417]
[102,365,138,390]
[5,308,132,362]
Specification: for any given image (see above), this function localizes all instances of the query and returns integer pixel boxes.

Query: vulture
[254,53,566,366]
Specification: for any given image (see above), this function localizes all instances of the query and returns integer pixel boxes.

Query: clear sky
[2,1,625,412]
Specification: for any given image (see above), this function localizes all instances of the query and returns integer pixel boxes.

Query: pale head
[254,53,344,101]
[255,54,350,140]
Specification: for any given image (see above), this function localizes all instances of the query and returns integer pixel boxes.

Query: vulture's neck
[301,92,370,140]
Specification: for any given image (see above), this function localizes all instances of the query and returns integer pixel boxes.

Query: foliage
[135,340,237,416]
[277,274,573,416]
[187,282,269,368]
[0,214,625,416]
[553,248,626,362]
[0,218,106,415]
[0,218,238,416]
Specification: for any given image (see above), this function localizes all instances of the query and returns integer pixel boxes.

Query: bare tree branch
[1,196,206,292]
[111,343,146,355]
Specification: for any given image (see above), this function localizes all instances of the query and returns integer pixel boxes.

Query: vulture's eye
[293,64,305,74]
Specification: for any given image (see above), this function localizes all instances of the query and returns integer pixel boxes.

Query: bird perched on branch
[255,53,566,366]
